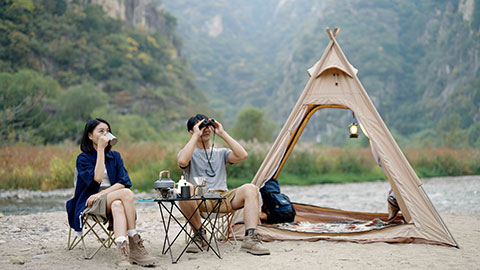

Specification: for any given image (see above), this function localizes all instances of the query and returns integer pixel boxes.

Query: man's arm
[215,121,248,163]
[177,121,203,168]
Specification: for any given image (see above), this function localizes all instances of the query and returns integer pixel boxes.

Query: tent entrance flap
[272,104,350,180]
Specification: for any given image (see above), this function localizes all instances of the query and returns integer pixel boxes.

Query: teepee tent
[232,28,457,247]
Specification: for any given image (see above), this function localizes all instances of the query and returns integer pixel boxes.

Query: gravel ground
[0,175,479,270]
[282,175,480,215]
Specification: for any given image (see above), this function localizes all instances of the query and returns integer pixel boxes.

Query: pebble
[10,258,26,265]
[32,254,45,259]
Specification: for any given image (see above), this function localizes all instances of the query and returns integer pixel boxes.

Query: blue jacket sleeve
[114,152,132,188]
[76,153,97,188]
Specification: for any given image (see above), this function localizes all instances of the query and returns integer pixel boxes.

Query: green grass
[1,144,479,191]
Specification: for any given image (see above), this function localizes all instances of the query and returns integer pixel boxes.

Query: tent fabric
[235,28,457,247]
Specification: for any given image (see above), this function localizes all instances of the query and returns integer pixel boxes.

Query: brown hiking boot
[186,229,208,253]
[115,240,130,267]
[128,234,156,267]
[240,230,270,255]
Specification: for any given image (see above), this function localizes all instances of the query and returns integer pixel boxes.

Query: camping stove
[154,170,176,199]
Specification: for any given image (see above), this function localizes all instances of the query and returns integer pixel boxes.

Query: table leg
[158,202,175,263]
[171,200,206,259]
[155,198,225,263]
[160,200,205,263]
[197,199,223,258]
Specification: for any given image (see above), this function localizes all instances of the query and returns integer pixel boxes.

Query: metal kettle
[154,170,175,199]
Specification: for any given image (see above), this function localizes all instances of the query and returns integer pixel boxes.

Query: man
[177,114,270,256]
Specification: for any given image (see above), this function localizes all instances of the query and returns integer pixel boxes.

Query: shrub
[1,143,478,191]
[41,156,75,190]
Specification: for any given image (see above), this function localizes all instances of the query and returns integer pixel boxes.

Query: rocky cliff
[82,0,174,36]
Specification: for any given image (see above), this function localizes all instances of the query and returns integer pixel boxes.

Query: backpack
[260,178,296,224]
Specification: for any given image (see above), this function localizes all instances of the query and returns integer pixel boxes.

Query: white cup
[104,132,118,146]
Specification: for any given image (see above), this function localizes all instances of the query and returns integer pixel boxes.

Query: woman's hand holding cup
[104,132,118,146]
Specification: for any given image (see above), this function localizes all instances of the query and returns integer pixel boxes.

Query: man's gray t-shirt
[178,148,232,191]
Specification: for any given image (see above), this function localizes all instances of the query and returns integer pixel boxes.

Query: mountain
[160,0,321,122]
[0,0,210,144]
[161,0,480,147]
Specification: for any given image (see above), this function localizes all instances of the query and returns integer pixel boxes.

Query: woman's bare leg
[107,189,136,230]
[110,200,127,238]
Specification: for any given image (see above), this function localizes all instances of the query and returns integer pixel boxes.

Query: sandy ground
[1,176,479,269]
[0,210,479,270]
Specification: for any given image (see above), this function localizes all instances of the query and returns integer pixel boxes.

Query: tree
[57,83,109,120]
[0,69,59,144]
[232,107,276,142]
[37,83,110,143]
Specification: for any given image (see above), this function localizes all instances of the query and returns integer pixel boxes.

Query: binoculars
[199,119,215,130]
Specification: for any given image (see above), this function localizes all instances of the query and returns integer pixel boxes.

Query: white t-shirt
[100,168,111,188]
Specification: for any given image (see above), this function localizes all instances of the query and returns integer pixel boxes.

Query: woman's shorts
[82,193,114,230]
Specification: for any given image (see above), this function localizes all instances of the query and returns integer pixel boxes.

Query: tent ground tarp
[232,203,452,246]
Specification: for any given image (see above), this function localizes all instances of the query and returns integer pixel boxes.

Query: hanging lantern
[349,122,359,138]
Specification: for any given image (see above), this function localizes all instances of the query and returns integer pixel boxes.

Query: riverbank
[0,176,479,269]
[1,175,479,216]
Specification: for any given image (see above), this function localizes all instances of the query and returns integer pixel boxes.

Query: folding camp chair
[185,200,237,244]
[67,214,115,259]
[67,168,115,259]
[200,210,237,244]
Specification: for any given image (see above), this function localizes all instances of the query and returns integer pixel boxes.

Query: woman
[66,118,156,267]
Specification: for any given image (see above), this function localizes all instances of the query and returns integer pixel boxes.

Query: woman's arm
[93,135,110,183]
[85,183,125,207]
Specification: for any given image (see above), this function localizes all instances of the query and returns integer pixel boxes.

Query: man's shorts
[198,189,237,214]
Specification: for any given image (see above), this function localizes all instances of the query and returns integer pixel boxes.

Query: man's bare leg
[231,183,270,255]
[179,200,202,231]
[231,183,260,229]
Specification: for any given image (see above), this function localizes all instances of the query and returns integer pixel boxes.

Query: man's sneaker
[240,230,270,255]
[128,234,156,266]
[186,229,208,253]
[115,240,130,267]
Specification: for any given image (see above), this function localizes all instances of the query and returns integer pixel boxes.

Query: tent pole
[326,27,334,40]
[333,27,340,37]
